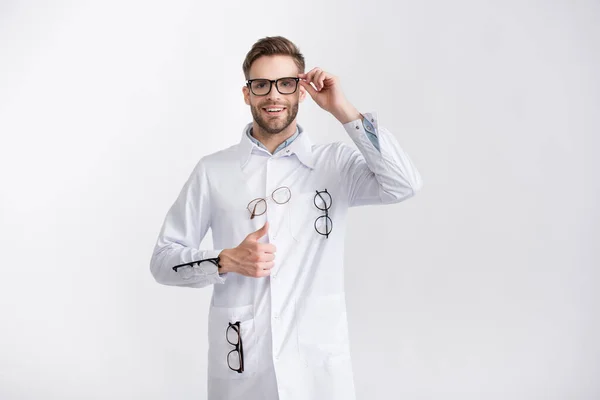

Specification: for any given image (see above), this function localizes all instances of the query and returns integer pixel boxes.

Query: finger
[258,261,275,270]
[259,243,277,254]
[314,70,326,90]
[319,71,330,90]
[305,67,320,86]
[255,252,274,263]
[321,72,335,90]
[299,80,317,97]
[313,69,327,90]
[247,220,269,240]
[300,67,317,79]
[257,268,272,278]
[259,252,275,262]
[322,74,336,90]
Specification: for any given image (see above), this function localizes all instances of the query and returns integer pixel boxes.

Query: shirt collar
[238,122,315,170]
[246,126,300,154]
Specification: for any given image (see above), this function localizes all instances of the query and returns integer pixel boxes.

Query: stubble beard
[251,102,299,135]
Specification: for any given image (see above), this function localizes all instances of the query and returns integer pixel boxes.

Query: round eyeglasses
[246,77,300,96]
[247,186,292,219]
[314,189,333,238]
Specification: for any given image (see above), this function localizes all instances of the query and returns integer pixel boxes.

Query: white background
[1,1,599,399]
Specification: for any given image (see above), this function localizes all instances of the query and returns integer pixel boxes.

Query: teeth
[266,108,283,112]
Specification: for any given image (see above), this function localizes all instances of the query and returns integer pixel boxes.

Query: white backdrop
[1,1,599,399]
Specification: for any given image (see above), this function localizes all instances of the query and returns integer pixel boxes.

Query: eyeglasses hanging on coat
[314,189,333,238]
[246,186,333,238]
[247,186,291,219]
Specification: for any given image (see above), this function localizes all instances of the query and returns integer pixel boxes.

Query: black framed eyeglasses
[226,321,244,373]
[246,77,300,96]
[172,257,220,272]
[247,186,292,219]
[314,189,333,238]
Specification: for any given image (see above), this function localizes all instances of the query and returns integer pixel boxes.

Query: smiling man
[150,36,423,400]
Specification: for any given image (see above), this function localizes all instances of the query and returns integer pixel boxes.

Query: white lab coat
[150,111,423,400]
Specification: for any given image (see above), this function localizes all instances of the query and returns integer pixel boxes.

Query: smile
[262,107,286,115]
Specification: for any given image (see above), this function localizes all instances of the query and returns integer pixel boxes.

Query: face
[243,55,306,135]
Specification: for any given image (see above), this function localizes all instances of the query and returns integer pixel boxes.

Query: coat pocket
[295,293,350,366]
[207,304,258,379]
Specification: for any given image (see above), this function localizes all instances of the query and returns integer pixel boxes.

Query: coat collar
[237,122,315,170]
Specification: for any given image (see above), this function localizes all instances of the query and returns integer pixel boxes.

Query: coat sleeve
[339,111,423,207]
[149,158,229,288]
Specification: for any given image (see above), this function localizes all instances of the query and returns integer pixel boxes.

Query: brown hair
[242,36,305,80]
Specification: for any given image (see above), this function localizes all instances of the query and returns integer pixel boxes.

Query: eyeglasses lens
[251,78,297,95]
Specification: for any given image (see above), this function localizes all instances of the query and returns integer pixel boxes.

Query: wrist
[218,249,235,274]
[333,102,361,124]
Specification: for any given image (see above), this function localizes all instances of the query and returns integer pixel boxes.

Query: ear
[298,84,307,103]
[242,85,251,105]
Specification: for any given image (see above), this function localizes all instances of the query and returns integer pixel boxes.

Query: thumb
[299,80,317,98]
[247,220,269,241]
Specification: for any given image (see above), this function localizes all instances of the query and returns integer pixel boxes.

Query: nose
[266,82,282,101]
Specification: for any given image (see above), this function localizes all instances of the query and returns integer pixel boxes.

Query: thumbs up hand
[218,221,277,278]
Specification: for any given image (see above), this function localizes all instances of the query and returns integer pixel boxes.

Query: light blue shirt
[362,117,381,151]
[246,126,301,154]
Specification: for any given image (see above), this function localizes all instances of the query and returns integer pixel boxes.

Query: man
[150,36,423,400]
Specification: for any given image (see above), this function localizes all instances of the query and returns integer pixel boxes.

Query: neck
[251,120,298,154]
